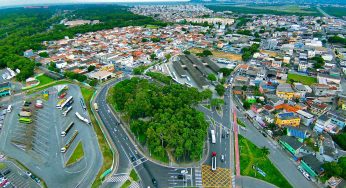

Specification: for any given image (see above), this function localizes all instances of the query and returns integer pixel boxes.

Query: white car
[302,172,311,181]
[180,170,188,174]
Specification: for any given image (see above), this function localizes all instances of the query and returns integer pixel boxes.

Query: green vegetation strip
[66,142,84,166]
[130,169,139,182]
[239,135,292,188]
[80,87,113,188]
[287,73,317,86]
[0,163,6,170]
[24,80,71,94]
[120,180,132,188]
[237,118,246,127]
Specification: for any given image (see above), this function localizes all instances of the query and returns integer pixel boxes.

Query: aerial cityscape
[0,0,346,188]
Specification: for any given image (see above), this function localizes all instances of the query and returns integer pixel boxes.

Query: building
[275,112,301,127]
[296,110,314,126]
[88,70,115,82]
[0,82,11,97]
[300,154,324,178]
[24,49,34,58]
[276,83,295,100]
[279,135,303,157]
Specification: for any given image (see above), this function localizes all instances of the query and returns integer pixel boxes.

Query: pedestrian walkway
[105,174,129,183]
[195,167,203,187]
[129,182,140,188]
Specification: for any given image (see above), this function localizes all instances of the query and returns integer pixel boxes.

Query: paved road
[317,7,331,18]
[96,79,201,188]
[232,96,317,188]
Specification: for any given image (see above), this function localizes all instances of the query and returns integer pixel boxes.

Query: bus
[59,96,73,110]
[61,122,74,137]
[211,130,216,144]
[75,112,90,124]
[62,106,72,117]
[93,103,98,111]
[56,98,66,109]
[211,152,217,171]
[61,130,78,153]
[19,117,32,124]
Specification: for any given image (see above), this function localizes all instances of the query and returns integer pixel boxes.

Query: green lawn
[145,25,159,29]
[0,163,6,170]
[130,169,139,182]
[287,73,317,86]
[36,74,55,86]
[120,180,131,188]
[24,80,71,94]
[321,6,346,18]
[239,135,292,188]
[66,142,85,166]
[237,118,246,127]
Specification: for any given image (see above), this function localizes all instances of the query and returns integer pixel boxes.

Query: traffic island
[65,142,85,167]
[238,135,292,188]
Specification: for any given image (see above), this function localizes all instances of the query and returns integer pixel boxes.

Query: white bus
[59,96,73,110]
[211,130,216,144]
[62,106,72,117]
[93,103,98,111]
[75,112,90,124]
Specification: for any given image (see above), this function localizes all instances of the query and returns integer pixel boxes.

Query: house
[261,110,275,124]
[24,49,34,58]
[337,94,346,110]
[293,83,312,99]
[319,133,339,162]
[300,154,324,178]
[259,81,277,94]
[0,82,11,97]
[307,100,329,116]
[314,111,346,134]
[275,112,301,127]
[279,135,303,157]
[286,126,309,140]
[276,83,294,100]
[296,110,314,126]
[311,84,337,96]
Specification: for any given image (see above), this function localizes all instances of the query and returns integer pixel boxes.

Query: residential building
[275,112,301,127]
[276,83,295,100]
[300,154,324,178]
[279,135,303,157]
[296,110,314,126]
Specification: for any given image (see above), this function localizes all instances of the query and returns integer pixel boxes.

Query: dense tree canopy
[110,78,210,161]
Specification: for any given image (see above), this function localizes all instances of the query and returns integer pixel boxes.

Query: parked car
[180,170,188,174]
[177,174,184,179]
[3,169,11,176]
[152,178,157,185]
[221,154,225,162]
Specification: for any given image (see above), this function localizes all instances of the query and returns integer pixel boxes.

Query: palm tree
[261,146,270,156]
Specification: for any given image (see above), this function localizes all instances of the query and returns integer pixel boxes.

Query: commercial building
[88,70,115,82]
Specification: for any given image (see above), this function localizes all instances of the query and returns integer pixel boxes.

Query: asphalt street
[232,96,317,188]
[96,79,201,188]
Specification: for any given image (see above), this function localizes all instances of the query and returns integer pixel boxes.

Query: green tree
[38,52,49,58]
[215,84,225,96]
[202,50,213,56]
[211,98,224,108]
[150,53,157,61]
[207,73,217,81]
[183,50,191,55]
[89,79,98,86]
[243,101,251,109]
[218,68,233,77]
[87,65,96,72]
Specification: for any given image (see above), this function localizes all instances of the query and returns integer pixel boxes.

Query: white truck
[61,122,74,137]
[211,130,216,144]
[75,112,90,124]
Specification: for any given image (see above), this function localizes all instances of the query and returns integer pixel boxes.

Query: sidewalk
[236,176,278,188]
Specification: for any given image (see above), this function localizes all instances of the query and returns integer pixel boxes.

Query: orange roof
[274,104,301,112]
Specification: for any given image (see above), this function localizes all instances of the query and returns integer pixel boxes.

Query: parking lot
[0,84,102,187]
[0,160,39,188]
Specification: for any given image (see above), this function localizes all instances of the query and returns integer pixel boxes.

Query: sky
[0,0,187,7]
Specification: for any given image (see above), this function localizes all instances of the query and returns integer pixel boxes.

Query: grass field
[189,48,242,61]
[239,135,292,188]
[321,6,346,18]
[207,5,321,16]
[237,118,246,127]
[36,74,55,85]
[145,25,159,29]
[24,80,71,94]
[287,73,317,86]
[66,142,84,166]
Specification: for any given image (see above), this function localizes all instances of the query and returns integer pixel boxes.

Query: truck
[211,152,217,171]
[56,98,66,109]
[75,112,90,124]
[93,103,98,111]
[80,98,86,111]
[7,105,12,113]
[19,111,32,117]
[61,130,78,153]
[62,106,72,117]
[58,96,73,110]
[61,122,74,137]
[211,130,216,144]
